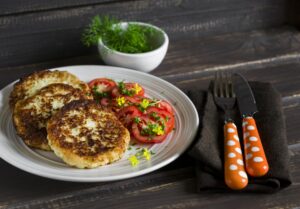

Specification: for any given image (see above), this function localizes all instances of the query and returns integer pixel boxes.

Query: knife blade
[233,73,269,177]
[233,73,257,117]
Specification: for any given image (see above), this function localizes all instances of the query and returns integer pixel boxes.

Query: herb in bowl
[82,16,162,53]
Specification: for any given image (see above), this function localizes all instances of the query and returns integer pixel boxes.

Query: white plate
[0,65,199,182]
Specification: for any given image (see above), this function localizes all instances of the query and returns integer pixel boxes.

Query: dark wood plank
[288,0,300,27]
[165,62,300,98]
[0,55,102,89]
[154,26,300,77]
[0,0,288,67]
[0,0,121,16]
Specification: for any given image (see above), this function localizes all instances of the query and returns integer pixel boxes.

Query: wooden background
[0,0,300,208]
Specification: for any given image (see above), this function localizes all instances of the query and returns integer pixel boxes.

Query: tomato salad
[88,78,175,144]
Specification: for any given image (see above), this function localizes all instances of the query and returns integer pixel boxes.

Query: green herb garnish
[149,112,160,121]
[134,117,141,124]
[82,15,162,53]
[141,122,164,136]
[118,81,135,96]
[165,116,170,122]
[92,86,109,98]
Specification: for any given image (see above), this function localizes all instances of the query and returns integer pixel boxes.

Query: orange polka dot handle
[224,122,248,190]
[242,117,269,177]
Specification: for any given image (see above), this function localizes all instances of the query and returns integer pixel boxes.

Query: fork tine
[213,72,218,98]
[218,71,224,97]
[228,72,235,97]
[223,72,230,98]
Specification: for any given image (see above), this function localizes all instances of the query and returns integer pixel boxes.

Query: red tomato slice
[156,100,174,114]
[118,106,142,127]
[146,107,175,133]
[88,78,117,93]
[124,96,142,104]
[131,117,168,143]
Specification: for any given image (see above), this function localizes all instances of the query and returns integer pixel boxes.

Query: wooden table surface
[1,0,300,208]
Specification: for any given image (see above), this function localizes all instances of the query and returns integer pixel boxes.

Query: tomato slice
[146,107,175,133]
[124,96,143,104]
[132,116,168,143]
[88,78,117,93]
[156,100,174,114]
[118,106,142,127]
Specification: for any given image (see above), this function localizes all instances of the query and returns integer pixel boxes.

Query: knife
[233,73,269,177]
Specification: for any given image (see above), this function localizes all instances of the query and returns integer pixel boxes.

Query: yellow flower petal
[134,83,142,94]
[143,148,151,160]
[140,99,150,109]
[152,125,164,135]
[129,155,139,166]
[116,97,126,106]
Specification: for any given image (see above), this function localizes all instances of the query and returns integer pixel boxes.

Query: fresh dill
[82,15,161,53]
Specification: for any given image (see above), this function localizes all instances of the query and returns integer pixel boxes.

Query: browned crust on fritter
[13,84,91,151]
[9,70,90,108]
[47,100,130,168]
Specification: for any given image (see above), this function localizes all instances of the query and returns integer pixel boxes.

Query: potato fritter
[10,70,90,108]
[13,84,91,150]
[47,100,130,168]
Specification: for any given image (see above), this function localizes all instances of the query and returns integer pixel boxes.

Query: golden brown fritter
[13,84,91,151]
[47,100,130,168]
[10,70,90,108]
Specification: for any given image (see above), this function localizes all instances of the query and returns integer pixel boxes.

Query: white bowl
[98,22,169,73]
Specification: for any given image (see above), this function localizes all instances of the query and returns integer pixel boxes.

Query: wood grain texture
[0,0,288,68]
[288,0,300,27]
[0,0,122,16]
[153,26,300,77]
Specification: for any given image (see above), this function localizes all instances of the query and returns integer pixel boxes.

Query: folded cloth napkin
[187,81,291,193]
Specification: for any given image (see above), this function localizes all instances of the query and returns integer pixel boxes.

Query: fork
[213,71,248,190]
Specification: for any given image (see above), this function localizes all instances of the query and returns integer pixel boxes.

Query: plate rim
[0,65,199,182]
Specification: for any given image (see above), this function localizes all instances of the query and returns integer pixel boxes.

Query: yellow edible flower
[129,155,139,166]
[140,99,150,109]
[133,83,142,94]
[143,148,151,160]
[116,96,126,106]
[152,125,164,135]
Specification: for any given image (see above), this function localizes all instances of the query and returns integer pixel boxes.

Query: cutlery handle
[243,116,269,177]
[224,122,248,190]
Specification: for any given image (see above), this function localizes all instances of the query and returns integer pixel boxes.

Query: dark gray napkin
[187,82,291,193]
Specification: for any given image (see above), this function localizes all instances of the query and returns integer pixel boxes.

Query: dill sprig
[82,15,160,53]
[82,16,118,47]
